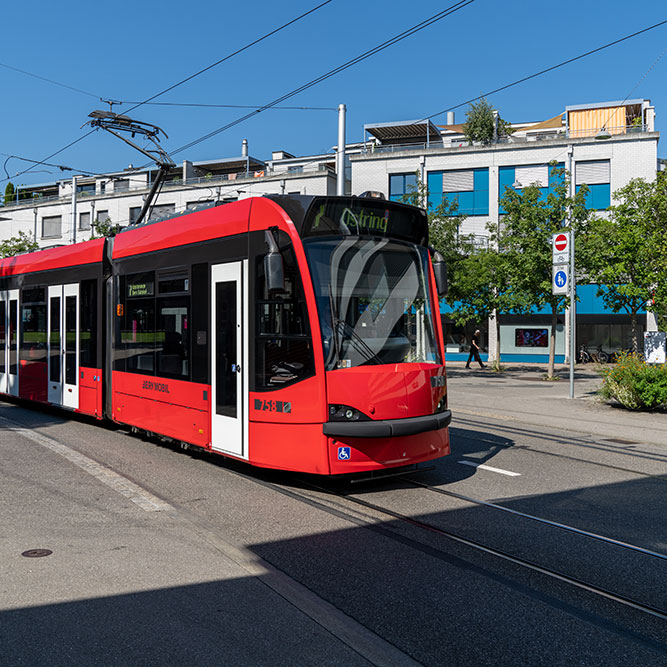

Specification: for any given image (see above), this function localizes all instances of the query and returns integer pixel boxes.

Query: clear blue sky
[2,0,666,187]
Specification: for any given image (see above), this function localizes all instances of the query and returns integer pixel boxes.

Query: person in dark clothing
[466,329,485,369]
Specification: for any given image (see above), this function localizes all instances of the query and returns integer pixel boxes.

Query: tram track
[215,464,667,632]
[451,418,667,482]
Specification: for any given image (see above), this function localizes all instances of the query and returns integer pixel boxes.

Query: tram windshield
[303,237,441,370]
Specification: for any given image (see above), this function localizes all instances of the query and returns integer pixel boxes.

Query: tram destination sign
[552,231,570,265]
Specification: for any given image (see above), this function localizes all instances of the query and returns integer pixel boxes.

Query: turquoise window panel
[576,183,610,210]
[499,163,564,214]
[429,168,488,215]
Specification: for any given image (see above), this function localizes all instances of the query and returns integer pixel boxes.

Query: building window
[428,169,489,215]
[96,210,110,223]
[498,163,565,213]
[76,183,96,196]
[389,173,418,202]
[79,212,91,230]
[129,207,142,225]
[114,179,130,192]
[287,165,303,174]
[575,160,611,210]
[42,215,62,239]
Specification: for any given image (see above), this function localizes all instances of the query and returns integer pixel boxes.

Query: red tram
[0,195,451,474]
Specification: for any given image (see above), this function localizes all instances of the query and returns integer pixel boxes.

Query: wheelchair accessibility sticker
[337,446,351,461]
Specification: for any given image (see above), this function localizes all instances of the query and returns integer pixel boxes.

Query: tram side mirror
[264,229,285,293]
[433,257,448,297]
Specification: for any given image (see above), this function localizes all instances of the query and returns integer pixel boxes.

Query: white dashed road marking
[458,460,521,476]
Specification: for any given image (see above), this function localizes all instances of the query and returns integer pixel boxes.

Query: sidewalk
[445,361,667,446]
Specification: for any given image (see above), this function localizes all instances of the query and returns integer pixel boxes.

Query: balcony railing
[0,164,335,209]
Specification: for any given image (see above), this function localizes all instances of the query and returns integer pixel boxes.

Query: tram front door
[0,290,19,396]
[47,283,79,409]
[210,261,246,458]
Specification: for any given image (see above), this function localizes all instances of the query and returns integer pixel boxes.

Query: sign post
[552,229,575,397]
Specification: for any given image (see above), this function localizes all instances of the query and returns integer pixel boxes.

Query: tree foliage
[463,98,513,145]
[4,182,15,205]
[579,171,667,351]
[0,230,39,258]
[91,215,120,238]
[498,167,591,377]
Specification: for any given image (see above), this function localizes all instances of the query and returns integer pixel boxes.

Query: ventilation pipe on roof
[241,139,248,157]
[446,111,455,125]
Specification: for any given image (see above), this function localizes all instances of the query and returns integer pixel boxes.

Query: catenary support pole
[568,146,576,399]
[71,175,77,245]
[336,103,346,196]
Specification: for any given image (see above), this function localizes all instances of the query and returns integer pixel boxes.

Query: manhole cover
[21,549,53,558]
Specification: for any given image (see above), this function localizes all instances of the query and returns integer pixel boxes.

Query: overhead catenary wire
[1,1,332,187]
[0,61,101,99]
[121,0,333,117]
[424,17,667,121]
[153,0,475,164]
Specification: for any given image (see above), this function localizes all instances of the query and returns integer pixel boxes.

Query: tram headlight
[327,405,370,422]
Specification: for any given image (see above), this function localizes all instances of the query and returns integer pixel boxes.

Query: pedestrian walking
[466,329,485,369]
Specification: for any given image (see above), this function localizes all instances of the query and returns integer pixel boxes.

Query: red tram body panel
[0,195,451,475]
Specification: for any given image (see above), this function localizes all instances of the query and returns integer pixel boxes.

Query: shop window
[515,328,548,347]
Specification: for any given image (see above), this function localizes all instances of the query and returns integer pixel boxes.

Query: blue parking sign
[337,446,351,461]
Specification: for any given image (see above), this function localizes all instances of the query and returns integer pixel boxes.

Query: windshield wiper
[333,317,383,366]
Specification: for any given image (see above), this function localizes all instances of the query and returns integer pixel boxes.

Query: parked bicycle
[578,344,609,364]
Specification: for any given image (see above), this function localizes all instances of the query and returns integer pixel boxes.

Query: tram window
[9,300,18,375]
[156,296,190,379]
[122,299,155,374]
[0,300,5,374]
[254,233,315,390]
[79,280,97,368]
[20,288,46,365]
[158,272,189,295]
[190,262,209,385]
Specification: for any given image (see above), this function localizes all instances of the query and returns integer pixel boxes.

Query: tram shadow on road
[1,473,666,667]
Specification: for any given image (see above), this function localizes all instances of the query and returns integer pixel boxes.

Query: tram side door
[0,291,7,394]
[210,261,247,458]
[48,283,79,409]
[5,290,19,397]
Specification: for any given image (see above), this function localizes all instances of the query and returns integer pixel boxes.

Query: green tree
[580,172,667,351]
[4,182,15,205]
[463,98,513,145]
[91,215,120,238]
[402,174,512,369]
[499,167,591,378]
[0,230,38,258]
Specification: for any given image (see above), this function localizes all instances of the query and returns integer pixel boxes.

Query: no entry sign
[554,234,568,251]
[552,231,570,265]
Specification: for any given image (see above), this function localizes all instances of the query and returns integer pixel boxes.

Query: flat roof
[364,119,441,142]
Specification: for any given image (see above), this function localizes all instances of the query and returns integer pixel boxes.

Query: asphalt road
[1,375,666,666]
